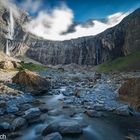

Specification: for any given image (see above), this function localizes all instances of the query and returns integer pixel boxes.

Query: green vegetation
[20,62,48,71]
[95,51,140,72]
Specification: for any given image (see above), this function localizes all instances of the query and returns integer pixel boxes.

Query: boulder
[114,105,131,116]
[24,107,41,120]
[6,106,19,113]
[12,117,27,131]
[0,122,11,132]
[43,132,62,140]
[42,120,82,136]
[85,110,103,117]
[0,101,7,108]
[119,78,140,111]
[0,61,14,70]
[12,70,50,95]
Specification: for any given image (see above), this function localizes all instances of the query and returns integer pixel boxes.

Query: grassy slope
[95,51,140,72]
[20,62,48,71]
[17,55,48,71]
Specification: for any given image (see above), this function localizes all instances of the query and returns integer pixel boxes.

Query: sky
[2,0,140,40]
[15,0,140,22]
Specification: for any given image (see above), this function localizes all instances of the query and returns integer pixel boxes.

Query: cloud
[25,4,74,40]
[25,4,129,41]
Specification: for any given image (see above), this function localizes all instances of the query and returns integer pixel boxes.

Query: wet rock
[85,110,103,117]
[119,78,140,111]
[114,105,131,116]
[43,132,62,140]
[0,122,11,131]
[28,114,45,124]
[0,108,5,115]
[12,117,27,131]
[12,70,50,95]
[20,103,32,111]
[39,105,48,113]
[24,107,41,120]
[74,89,81,98]
[93,73,101,82]
[93,104,105,111]
[0,100,7,108]
[6,106,19,113]
[42,120,82,136]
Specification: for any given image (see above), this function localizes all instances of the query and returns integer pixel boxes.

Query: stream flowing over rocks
[0,68,140,140]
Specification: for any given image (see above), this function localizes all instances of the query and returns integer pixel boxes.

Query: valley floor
[0,66,140,140]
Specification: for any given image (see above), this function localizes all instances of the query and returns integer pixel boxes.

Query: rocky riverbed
[0,68,140,140]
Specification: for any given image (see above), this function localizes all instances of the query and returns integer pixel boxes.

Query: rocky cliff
[0,2,140,66]
[26,8,140,65]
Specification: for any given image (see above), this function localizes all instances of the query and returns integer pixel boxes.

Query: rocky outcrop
[0,60,21,70]
[12,70,50,95]
[119,78,140,111]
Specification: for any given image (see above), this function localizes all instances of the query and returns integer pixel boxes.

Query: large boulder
[42,120,82,136]
[24,107,41,120]
[12,70,50,95]
[43,132,62,140]
[119,78,140,111]
[12,117,27,131]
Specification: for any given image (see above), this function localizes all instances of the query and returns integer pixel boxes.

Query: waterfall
[9,8,14,40]
[6,40,10,55]
[96,41,101,65]
[5,8,14,55]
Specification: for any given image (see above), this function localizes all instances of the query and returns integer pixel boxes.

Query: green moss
[95,51,140,72]
[20,62,48,71]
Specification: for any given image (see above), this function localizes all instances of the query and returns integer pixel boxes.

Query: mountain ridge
[0,3,140,66]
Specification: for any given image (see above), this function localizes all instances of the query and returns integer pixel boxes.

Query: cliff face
[0,2,140,66]
[25,8,140,65]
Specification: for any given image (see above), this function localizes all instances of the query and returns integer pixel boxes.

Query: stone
[39,105,48,113]
[93,73,101,82]
[74,89,81,98]
[93,104,105,111]
[85,110,103,117]
[20,104,32,111]
[0,122,11,131]
[12,70,50,95]
[43,132,62,140]
[119,78,140,111]
[42,120,82,136]
[12,117,27,131]
[115,105,131,116]
[24,107,41,120]
[6,106,19,113]
[0,101,7,108]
